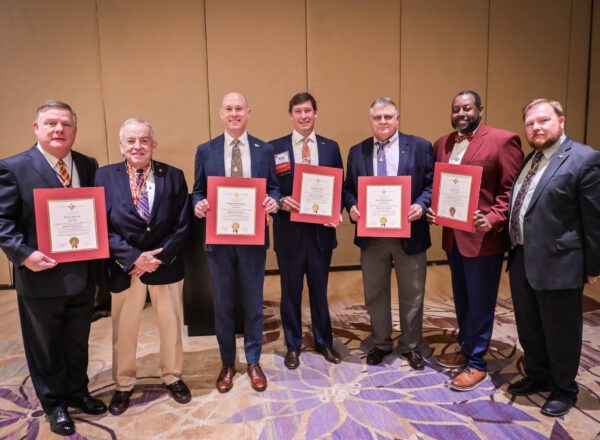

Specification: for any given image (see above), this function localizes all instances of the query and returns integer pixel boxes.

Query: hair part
[35,100,77,124]
[289,92,317,113]
[369,97,398,116]
[119,118,155,141]
[522,98,564,120]
[454,90,482,110]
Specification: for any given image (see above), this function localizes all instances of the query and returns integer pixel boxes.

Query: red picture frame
[290,164,343,225]
[431,162,483,232]
[357,176,412,238]
[205,176,266,245]
[34,187,109,263]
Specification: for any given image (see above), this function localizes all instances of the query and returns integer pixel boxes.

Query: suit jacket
[0,145,98,298]
[343,131,433,254]
[192,133,281,251]
[94,161,191,293]
[433,124,523,257]
[270,133,343,255]
[507,138,600,290]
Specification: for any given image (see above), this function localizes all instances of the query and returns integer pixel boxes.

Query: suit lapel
[248,135,261,177]
[461,124,489,163]
[212,136,226,177]
[526,139,572,213]
[362,139,375,176]
[316,135,327,167]
[72,152,90,186]
[396,132,409,175]
[149,161,164,220]
[286,134,296,173]
[28,146,62,187]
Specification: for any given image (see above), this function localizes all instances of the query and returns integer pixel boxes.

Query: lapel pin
[557,155,564,160]
[254,143,260,148]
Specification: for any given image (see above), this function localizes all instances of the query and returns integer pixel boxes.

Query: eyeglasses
[370,114,397,122]
[124,137,153,146]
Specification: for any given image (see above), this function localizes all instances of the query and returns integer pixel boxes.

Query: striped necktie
[57,159,71,188]
[135,169,151,222]
[376,140,390,176]
[302,137,311,164]
[231,139,243,177]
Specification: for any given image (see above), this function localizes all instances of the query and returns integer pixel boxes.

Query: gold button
[146,226,151,232]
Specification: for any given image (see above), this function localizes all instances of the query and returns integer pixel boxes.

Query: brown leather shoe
[402,351,425,370]
[247,364,267,391]
[108,390,132,416]
[216,366,236,393]
[437,351,466,369]
[449,366,487,391]
[165,380,192,404]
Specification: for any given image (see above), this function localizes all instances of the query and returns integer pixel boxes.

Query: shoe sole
[437,360,466,369]
[509,388,550,396]
[449,373,488,391]
[540,407,570,417]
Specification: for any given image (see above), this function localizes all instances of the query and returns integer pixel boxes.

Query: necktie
[376,140,390,176]
[302,137,311,164]
[57,159,71,188]
[509,151,545,247]
[135,169,151,222]
[231,139,243,177]
[454,132,474,143]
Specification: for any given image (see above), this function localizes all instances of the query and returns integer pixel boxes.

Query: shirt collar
[538,134,565,160]
[373,131,398,148]
[292,130,317,146]
[36,142,73,168]
[224,131,249,148]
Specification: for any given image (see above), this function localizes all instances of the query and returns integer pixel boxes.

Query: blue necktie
[135,169,151,223]
[376,140,390,176]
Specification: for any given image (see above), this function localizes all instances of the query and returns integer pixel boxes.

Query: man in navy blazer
[193,92,280,393]
[0,100,107,436]
[507,99,600,416]
[270,92,344,370]
[95,119,192,415]
[343,97,433,370]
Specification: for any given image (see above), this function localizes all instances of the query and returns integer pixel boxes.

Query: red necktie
[57,159,71,188]
[454,132,474,143]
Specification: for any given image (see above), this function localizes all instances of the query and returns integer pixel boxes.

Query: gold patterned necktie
[231,139,243,177]
[57,159,71,188]
[302,137,311,164]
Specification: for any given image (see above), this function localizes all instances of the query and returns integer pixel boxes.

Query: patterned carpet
[1,268,599,439]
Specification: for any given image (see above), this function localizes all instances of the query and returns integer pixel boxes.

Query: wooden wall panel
[96,0,210,183]
[307,0,401,266]
[401,0,489,261]
[588,0,600,148]
[0,254,10,286]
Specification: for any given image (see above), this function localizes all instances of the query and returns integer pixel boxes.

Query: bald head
[219,92,251,138]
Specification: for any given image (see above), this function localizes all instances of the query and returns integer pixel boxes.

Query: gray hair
[35,100,77,125]
[522,98,564,121]
[369,97,398,116]
[119,118,155,141]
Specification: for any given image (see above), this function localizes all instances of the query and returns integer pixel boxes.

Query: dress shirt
[510,134,564,244]
[449,127,479,165]
[291,130,319,165]
[224,131,251,178]
[372,132,399,176]
[36,143,81,187]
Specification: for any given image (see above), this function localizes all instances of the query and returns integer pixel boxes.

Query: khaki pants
[111,277,184,391]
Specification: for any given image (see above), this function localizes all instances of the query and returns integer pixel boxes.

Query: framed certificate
[205,176,266,245]
[34,187,109,263]
[431,162,482,232]
[357,176,412,238]
[290,164,343,225]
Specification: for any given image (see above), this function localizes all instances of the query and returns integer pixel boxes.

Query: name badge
[275,151,291,175]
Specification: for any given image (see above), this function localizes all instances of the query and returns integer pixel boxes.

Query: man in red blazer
[427,91,523,390]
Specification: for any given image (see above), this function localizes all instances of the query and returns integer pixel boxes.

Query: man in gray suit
[507,98,600,417]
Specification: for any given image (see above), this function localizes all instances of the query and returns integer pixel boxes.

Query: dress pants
[17,285,94,414]
[447,245,503,371]
[509,245,582,397]
[277,224,334,352]
[360,238,426,352]
[111,277,184,391]
[207,245,266,366]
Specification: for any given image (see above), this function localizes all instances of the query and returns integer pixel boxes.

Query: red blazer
[433,124,523,257]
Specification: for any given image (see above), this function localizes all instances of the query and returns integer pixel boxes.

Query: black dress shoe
[109,390,132,416]
[366,347,392,365]
[47,407,75,436]
[541,392,577,417]
[284,350,301,369]
[402,351,425,370]
[68,395,107,415]
[166,380,192,404]
[507,377,550,396]
[316,347,342,364]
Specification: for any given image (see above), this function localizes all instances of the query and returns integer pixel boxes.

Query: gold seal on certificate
[216,187,256,236]
[69,237,79,248]
[449,207,456,217]
[48,198,98,253]
[365,185,402,229]
[312,204,319,214]
[231,222,240,233]
[380,216,387,227]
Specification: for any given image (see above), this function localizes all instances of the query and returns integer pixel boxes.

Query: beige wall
[0,0,597,282]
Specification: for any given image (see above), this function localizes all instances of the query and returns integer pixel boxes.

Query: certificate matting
[290,164,343,225]
[205,176,266,245]
[431,162,482,232]
[357,176,412,238]
[34,187,109,263]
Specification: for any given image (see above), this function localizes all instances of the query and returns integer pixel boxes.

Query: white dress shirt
[224,131,251,178]
[372,132,399,176]
[291,130,319,165]
[36,143,81,187]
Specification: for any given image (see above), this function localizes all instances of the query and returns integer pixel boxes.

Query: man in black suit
[270,92,344,369]
[507,98,600,416]
[95,118,192,415]
[0,100,107,436]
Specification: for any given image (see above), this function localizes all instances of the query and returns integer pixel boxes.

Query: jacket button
[146,226,151,232]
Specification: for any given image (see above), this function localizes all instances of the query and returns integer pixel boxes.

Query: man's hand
[586,275,599,284]
[349,205,360,222]
[130,248,163,276]
[22,251,57,272]
[263,196,278,214]
[194,199,209,219]
[425,207,436,225]
[473,210,492,232]
[279,196,300,212]
[407,203,423,222]
[325,214,344,228]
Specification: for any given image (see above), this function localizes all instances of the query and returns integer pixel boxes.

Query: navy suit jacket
[95,161,191,293]
[507,138,600,290]
[192,133,281,251]
[343,132,434,254]
[0,145,98,298]
[270,133,344,255]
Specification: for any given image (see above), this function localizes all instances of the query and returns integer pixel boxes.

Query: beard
[527,132,561,150]
[451,115,481,134]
